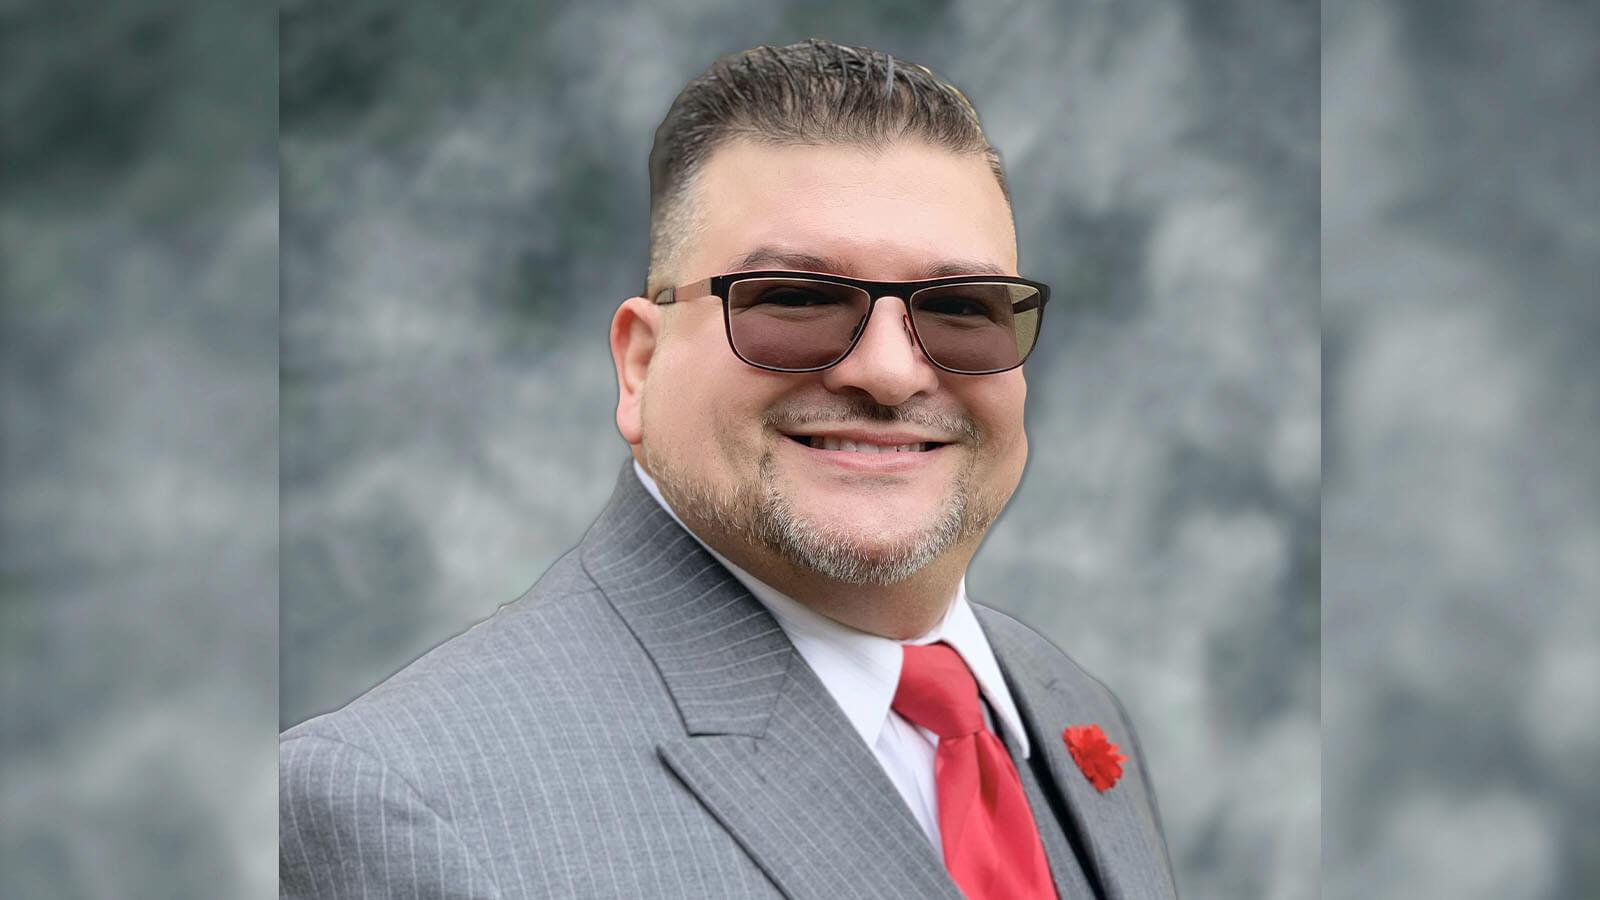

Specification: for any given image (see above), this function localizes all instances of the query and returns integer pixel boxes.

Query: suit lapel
[656,670,963,900]
[581,465,961,900]
[993,719,1098,899]
[977,607,1178,900]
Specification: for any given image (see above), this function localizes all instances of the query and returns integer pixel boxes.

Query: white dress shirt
[633,460,1032,855]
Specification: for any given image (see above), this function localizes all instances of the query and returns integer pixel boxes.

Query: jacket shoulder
[279,733,503,899]
[281,548,663,782]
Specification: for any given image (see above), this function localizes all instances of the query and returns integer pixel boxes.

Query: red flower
[1063,724,1127,792]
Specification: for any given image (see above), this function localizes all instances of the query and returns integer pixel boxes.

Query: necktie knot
[892,642,984,739]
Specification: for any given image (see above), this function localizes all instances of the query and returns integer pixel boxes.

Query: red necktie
[893,642,1057,899]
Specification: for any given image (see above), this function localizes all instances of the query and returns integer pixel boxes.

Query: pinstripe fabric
[280,461,1178,899]
[993,700,1098,899]
[979,610,1179,900]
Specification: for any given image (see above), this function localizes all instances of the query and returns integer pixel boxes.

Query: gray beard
[643,442,997,586]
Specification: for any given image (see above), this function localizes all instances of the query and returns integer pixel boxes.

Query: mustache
[763,397,983,445]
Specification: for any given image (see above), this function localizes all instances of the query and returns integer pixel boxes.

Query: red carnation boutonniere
[1063,724,1127,793]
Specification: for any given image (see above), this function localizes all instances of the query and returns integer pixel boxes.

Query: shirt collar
[632,459,1031,758]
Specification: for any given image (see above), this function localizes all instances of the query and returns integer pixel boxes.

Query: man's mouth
[783,434,948,454]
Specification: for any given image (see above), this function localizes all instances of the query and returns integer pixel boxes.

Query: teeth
[810,437,928,453]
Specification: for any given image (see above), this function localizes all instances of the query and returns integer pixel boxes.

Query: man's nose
[820,296,940,405]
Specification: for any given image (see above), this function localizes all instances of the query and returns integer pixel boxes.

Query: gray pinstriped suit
[279,463,1178,898]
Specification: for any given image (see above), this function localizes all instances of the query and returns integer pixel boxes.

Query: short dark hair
[645,39,1011,298]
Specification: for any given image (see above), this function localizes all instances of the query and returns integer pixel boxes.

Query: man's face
[627,138,1028,585]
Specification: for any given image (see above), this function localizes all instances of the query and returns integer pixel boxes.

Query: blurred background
[1,1,1593,899]
[1323,1,1600,897]
[0,1,278,898]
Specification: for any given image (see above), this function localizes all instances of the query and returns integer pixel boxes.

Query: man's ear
[610,296,661,446]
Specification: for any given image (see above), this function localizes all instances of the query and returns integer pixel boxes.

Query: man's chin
[755,496,969,586]
[802,526,920,556]
[780,484,956,531]
[645,450,986,586]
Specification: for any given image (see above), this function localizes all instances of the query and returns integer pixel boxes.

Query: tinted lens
[910,282,1042,373]
[726,278,871,370]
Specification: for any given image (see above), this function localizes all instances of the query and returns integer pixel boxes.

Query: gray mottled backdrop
[280,2,1318,899]
[1324,1,1600,898]
[0,2,278,898]
[6,0,1596,897]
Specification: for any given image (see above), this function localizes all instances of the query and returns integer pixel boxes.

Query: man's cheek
[708,406,750,472]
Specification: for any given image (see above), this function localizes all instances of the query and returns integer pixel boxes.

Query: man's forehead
[726,246,1013,280]
[684,140,1019,281]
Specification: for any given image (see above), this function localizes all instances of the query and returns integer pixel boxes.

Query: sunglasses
[652,270,1050,375]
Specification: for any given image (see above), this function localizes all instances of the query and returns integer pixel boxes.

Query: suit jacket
[280,463,1178,899]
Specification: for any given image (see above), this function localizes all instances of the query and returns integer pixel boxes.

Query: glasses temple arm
[652,277,713,306]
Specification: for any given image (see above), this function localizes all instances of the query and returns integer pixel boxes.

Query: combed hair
[644,39,1011,298]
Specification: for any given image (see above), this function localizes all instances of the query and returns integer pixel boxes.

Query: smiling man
[281,39,1177,900]
[618,136,1031,641]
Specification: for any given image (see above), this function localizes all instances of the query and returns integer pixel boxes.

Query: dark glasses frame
[651,269,1051,375]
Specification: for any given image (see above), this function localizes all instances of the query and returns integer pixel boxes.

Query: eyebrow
[727,246,1010,279]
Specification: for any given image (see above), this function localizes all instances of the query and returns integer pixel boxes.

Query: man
[281,39,1177,899]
